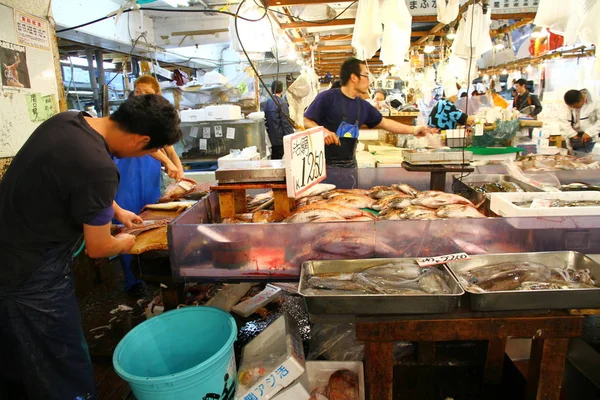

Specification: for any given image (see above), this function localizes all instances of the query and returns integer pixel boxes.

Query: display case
[168,167,600,282]
[177,119,267,163]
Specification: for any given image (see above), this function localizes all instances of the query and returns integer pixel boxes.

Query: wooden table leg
[430,172,446,191]
[484,339,507,383]
[417,341,436,364]
[526,338,569,400]
[162,282,185,311]
[365,341,393,400]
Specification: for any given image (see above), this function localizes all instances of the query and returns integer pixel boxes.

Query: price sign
[283,126,327,198]
[190,127,199,138]
[202,127,211,138]
[416,252,470,267]
[214,125,223,137]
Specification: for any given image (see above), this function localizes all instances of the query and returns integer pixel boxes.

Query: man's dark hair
[340,58,366,86]
[109,94,182,149]
[564,89,583,106]
[271,80,284,94]
[515,78,527,87]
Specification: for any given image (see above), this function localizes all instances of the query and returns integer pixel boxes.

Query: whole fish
[362,262,423,280]
[296,195,327,208]
[296,183,336,199]
[328,194,376,209]
[372,194,413,211]
[247,191,273,208]
[296,202,363,219]
[436,204,486,218]
[160,177,197,202]
[416,190,445,198]
[321,189,369,199]
[402,205,439,220]
[391,183,420,197]
[378,208,407,220]
[418,270,452,294]
[252,210,284,223]
[412,192,473,208]
[284,209,345,223]
[369,188,402,199]
[498,181,524,192]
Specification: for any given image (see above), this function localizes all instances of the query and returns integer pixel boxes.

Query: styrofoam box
[271,368,310,400]
[180,108,206,122]
[218,152,261,168]
[305,361,365,400]
[236,315,305,400]
[206,105,242,121]
[490,192,600,218]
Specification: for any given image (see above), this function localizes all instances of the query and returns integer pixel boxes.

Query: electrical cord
[460,1,478,181]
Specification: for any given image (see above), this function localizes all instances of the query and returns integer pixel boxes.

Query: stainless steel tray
[447,251,600,311]
[298,258,464,315]
[215,160,286,183]
[452,174,543,214]
[403,150,473,165]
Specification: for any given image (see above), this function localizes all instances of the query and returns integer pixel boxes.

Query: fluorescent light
[446,28,456,40]
[60,57,116,70]
[162,0,189,7]
[424,45,435,54]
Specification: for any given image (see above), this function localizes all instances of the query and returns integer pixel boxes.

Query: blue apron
[0,240,96,400]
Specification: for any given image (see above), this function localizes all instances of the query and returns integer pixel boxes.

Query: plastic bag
[351,0,382,59]
[309,323,364,361]
[437,0,460,24]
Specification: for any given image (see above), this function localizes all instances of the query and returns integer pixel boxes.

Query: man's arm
[84,222,135,258]
[163,145,185,180]
[531,95,543,117]
[113,201,143,228]
[150,148,179,179]
[304,117,340,145]
[375,118,435,136]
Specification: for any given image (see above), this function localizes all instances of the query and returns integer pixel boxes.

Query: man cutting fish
[0,95,181,400]
[304,58,436,168]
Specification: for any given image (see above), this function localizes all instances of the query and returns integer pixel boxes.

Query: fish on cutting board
[159,177,197,202]
[118,219,169,236]
[142,200,196,212]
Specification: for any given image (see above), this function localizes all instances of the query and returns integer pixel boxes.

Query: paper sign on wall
[199,139,207,150]
[25,93,56,122]
[14,10,49,50]
[283,126,326,198]
[190,127,199,138]
[214,125,223,137]
[226,127,235,139]
[203,127,211,138]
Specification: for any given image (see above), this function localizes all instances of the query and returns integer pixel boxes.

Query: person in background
[304,58,436,168]
[513,78,543,119]
[428,95,476,130]
[0,95,181,400]
[370,89,389,111]
[559,89,600,152]
[264,80,294,159]
[114,75,185,294]
[330,80,342,89]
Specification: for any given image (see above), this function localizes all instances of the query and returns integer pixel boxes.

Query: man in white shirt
[559,89,600,152]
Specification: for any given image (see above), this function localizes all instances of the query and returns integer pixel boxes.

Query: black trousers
[0,253,96,400]
[271,145,284,160]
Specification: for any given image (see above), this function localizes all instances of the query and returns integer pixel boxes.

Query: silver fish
[401,205,439,220]
[328,194,376,209]
[369,189,402,199]
[436,204,486,219]
[372,194,413,211]
[412,193,473,208]
[284,209,345,223]
[378,208,407,220]
[391,183,420,196]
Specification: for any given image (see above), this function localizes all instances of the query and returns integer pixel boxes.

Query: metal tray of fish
[447,251,600,311]
[298,258,464,315]
[452,174,543,215]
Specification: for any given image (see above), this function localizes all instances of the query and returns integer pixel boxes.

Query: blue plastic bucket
[113,307,237,400]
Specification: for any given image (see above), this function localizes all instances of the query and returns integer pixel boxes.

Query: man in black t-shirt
[304,58,436,168]
[0,95,181,400]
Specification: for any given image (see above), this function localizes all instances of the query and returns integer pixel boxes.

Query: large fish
[117,219,169,236]
[391,183,420,196]
[402,205,440,220]
[368,188,402,199]
[328,194,376,209]
[412,192,473,208]
[160,177,197,202]
[321,189,369,199]
[296,202,364,219]
[436,204,486,218]
[284,209,345,223]
[296,183,336,198]
[378,208,407,220]
[372,194,414,211]
[142,200,196,212]
[247,191,273,210]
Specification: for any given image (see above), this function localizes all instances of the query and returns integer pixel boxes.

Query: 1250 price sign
[283,127,327,198]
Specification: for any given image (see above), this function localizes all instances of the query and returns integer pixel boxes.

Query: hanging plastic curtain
[228,2,275,56]
[437,0,460,25]
[379,0,412,66]
[351,0,383,60]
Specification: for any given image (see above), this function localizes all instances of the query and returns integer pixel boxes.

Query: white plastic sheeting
[287,69,318,128]
[379,0,412,66]
[437,0,460,25]
[451,4,492,60]
[351,0,383,60]
[228,2,275,55]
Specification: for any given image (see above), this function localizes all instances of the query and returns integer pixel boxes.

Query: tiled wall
[0,157,13,180]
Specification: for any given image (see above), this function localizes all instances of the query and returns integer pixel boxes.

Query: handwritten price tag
[283,126,327,198]
[416,252,470,267]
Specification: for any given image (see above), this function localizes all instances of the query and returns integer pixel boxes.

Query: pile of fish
[517,154,600,172]
[304,262,452,295]
[560,182,600,192]
[456,261,598,293]
[226,183,485,224]
[472,181,524,193]
[514,200,600,208]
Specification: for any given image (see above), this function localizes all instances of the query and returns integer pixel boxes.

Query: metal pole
[95,50,106,117]
[85,49,100,115]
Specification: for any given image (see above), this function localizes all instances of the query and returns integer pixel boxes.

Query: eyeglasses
[358,74,370,79]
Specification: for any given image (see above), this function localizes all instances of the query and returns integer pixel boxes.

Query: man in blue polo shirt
[304,58,435,167]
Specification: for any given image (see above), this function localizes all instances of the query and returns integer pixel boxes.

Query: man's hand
[582,133,592,143]
[414,125,438,137]
[114,207,143,228]
[115,233,136,253]
[323,128,341,146]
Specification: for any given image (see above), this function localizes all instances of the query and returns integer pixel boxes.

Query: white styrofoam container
[271,369,310,400]
[206,105,242,121]
[358,129,381,141]
[305,361,365,400]
[180,109,206,122]
[236,315,305,400]
[218,152,261,168]
[471,152,519,164]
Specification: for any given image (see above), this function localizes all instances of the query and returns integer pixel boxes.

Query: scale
[212,160,295,219]
[402,149,474,165]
